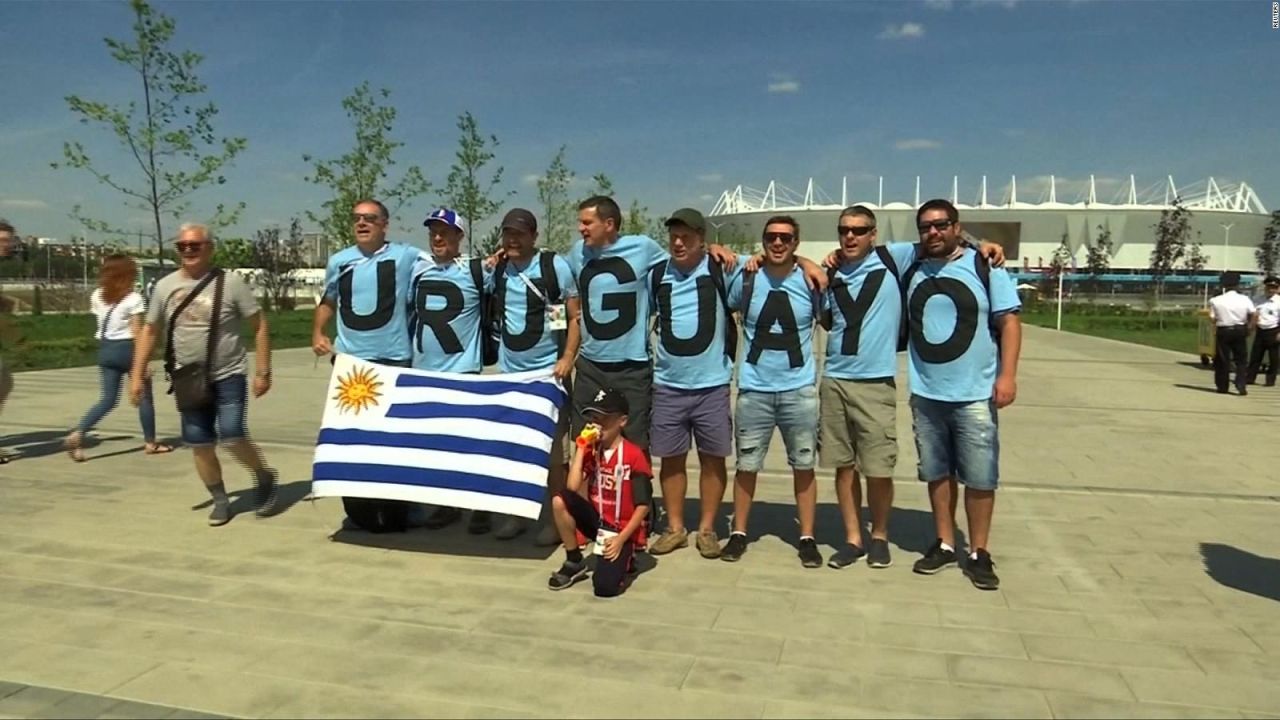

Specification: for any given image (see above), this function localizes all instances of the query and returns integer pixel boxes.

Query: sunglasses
[838,225,875,237]
[917,219,955,234]
[352,212,384,224]
[175,241,207,253]
[762,232,796,244]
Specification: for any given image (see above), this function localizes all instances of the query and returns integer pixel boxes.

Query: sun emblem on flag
[334,366,383,415]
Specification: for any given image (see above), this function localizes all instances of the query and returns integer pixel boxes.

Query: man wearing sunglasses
[131,223,278,526]
[720,215,824,567]
[904,199,1022,591]
[313,199,424,533]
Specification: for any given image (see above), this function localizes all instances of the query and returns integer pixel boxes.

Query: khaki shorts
[553,373,572,465]
[818,377,898,477]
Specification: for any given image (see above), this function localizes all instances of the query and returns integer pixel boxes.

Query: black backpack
[469,257,499,367]
[649,258,738,362]
[898,246,995,352]
[341,497,411,534]
[490,251,565,355]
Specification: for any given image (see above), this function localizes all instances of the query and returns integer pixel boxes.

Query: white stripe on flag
[313,480,541,518]
[313,444,548,487]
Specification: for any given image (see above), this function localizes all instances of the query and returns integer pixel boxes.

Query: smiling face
[352,201,388,249]
[917,207,962,257]
[502,226,537,262]
[837,213,877,262]
[668,223,705,270]
[174,227,214,274]
[761,221,799,267]
[426,220,463,261]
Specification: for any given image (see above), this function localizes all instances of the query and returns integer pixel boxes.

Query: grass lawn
[1020,308,1202,356]
[0,310,322,372]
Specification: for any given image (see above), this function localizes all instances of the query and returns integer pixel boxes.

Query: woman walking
[65,254,172,461]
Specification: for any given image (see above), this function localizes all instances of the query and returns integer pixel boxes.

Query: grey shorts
[649,384,733,459]
[818,376,898,477]
[571,357,652,451]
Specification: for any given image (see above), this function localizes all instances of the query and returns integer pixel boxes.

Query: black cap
[500,208,537,234]
[583,387,629,418]
[1265,276,1279,286]
[1221,271,1241,287]
[664,207,706,235]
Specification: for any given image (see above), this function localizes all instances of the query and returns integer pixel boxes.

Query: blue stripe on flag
[317,428,549,467]
[384,402,556,437]
[394,373,565,406]
[313,462,545,503]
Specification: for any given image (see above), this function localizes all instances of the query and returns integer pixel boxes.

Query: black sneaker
[912,539,958,575]
[827,543,866,569]
[547,559,589,591]
[964,549,1000,590]
[720,533,748,562]
[424,506,463,529]
[254,468,279,517]
[208,500,231,527]
[468,510,492,535]
[798,538,823,568]
[867,538,893,568]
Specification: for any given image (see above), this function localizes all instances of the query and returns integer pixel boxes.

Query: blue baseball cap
[423,208,467,236]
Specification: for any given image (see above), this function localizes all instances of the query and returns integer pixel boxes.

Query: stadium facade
[707,175,1272,284]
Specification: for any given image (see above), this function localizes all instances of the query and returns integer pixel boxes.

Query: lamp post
[1220,222,1234,272]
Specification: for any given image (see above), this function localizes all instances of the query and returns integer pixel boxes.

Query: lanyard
[594,445,624,527]
[510,254,549,304]
[98,301,117,339]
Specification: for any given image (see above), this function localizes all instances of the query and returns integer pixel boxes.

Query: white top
[90,289,146,340]
[1208,290,1254,327]
[1257,294,1280,331]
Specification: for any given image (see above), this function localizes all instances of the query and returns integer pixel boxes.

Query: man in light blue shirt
[409,207,495,534]
[905,199,1022,591]
[720,215,824,569]
[645,208,742,560]
[490,207,581,543]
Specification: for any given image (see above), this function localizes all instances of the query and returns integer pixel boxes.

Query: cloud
[1002,128,1027,138]
[924,0,953,8]
[1,199,49,210]
[970,0,1019,7]
[697,173,723,183]
[879,22,926,40]
[699,194,715,202]
[894,139,942,151]
[767,79,800,94]
[522,173,542,186]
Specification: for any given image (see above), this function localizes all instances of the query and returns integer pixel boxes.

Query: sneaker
[547,559,589,591]
[424,506,463,530]
[827,543,866,569]
[468,510,493,535]
[798,538,823,568]
[720,533,748,562]
[649,529,689,555]
[912,539,958,575]
[494,515,527,540]
[964,549,1000,590]
[533,522,561,547]
[208,501,231,527]
[253,468,279,517]
[695,530,721,559]
[867,538,893,569]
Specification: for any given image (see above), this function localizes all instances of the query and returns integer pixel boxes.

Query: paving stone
[1021,634,1200,671]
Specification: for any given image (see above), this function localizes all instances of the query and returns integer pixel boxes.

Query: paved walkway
[0,326,1277,719]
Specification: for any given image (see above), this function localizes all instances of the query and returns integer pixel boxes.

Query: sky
[0,0,1275,245]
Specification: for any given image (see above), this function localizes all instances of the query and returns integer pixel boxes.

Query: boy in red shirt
[548,387,653,597]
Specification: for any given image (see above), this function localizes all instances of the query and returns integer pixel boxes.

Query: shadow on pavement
[1172,383,1230,395]
[191,479,312,519]
[1201,542,1280,602]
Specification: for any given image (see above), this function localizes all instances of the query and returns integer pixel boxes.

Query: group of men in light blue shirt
[314,193,1023,591]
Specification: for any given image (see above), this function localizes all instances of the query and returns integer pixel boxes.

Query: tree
[535,146,575,253]
[252,219,306,311]
[53,0,246,265]
[303,82,430,251]
[1149,199,1193,325]
[1257,210,1280,277]
[587,173,615,199]
[1183,241,1209,274]
[441,112,513,257]
[1085,224,1113,298]
[212,238,254,268]
[1046,234,1072,284]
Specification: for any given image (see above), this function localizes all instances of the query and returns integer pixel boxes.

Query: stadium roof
[709,175,1268,217]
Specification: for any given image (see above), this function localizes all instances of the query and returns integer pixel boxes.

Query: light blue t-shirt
[824,242,918,380]
[323,242,421,361]
[566,234,668,364]
[497,252,578,373]
[408,255,493,374]
[728,263,820,393]
[650,254,744,390]
[906,247,1021,402]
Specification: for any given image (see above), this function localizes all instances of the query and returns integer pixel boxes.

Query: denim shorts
[180,374,249,446]
[734,386,818,472]
[909,395,1000,491]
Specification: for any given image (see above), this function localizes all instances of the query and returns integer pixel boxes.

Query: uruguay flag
[311,354,566,520]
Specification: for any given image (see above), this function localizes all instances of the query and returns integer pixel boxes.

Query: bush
[32,286,43,316]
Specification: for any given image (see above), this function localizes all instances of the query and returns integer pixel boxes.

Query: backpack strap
[648,259,668,307]
[706,259,732,316]
[539,250,561,304]
[740,270,756,317]
[874,244,901,280]
[469,257,485,298]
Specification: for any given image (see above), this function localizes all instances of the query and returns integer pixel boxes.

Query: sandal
[64,432,86,463]
[144,443,174,455]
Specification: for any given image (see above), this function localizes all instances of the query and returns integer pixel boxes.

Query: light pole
[1220,222,1234,272]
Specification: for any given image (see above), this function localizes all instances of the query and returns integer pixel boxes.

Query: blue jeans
[77,339,156,441]
[734,386,819,472]
[910,395,1000,491]
[179,374,248,447]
